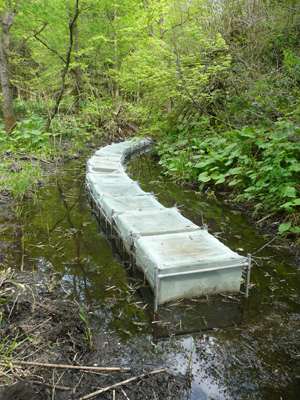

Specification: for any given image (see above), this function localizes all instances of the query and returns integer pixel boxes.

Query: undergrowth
[156,117,300,239]
[0,101,102,199]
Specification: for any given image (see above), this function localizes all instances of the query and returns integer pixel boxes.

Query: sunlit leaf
[278,222,291,235]
[198,172,211,182]
[290,226,300,234]
[281,186,297,198]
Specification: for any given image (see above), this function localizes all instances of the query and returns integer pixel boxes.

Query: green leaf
[224,159,234,166]
[211,171,221,180]
[31,129,42,136]
[244,186,256,192]
[229,149,242,158]
[280,198,300,209]
[281,186,297,198]
[234,128,256,140]
[194,160,212,168]
[227,167,242,175]
[278,222,291,235]
[290,227,300,234]
[215,176,226,184]
[280,202,294,213]
[228,179,241,186]
[253,203,263,216]
[178,139,188,146]
[198,172,211,182]
[289,163,300,172]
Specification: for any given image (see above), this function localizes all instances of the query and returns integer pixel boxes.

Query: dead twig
[2,361,131,372]
[252,235,279,255]
[80,368,166,400]
[52,370,66,400]
[31,380,71,391]
[36,302,56,313]
[72,373,84,395]
[121,388,130,400]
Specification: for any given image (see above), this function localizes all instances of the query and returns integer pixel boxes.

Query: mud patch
[0,270,190,399]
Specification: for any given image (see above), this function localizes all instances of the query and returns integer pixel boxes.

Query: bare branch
[46,0,81,131]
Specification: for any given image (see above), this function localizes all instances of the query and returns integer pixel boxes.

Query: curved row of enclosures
[86,139,251,312]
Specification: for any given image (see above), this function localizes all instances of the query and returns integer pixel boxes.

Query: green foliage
[1,0,299,241]
[118,17,230,134]
[13,99,48,118]
[0,158,44,199]
[0,332,29,364]
[156,117,300,236]
[13,114,52,150]
[0,98,100,199]
[79,305,93,352]
[51,116,94,144]
[0,108,57,155]
[224,50,300,128]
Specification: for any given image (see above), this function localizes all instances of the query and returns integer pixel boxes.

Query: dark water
[1,152,299,400]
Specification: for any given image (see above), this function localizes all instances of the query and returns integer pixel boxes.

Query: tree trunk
[73,18,82,115]
[46,0,80,131]
[114,6,120,114]
[0,2,18,133]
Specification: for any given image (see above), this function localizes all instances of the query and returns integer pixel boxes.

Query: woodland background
[0,0,299,238]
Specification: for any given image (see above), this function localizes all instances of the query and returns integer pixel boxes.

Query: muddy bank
[0,270,190,399]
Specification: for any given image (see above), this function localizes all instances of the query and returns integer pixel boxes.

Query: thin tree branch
[46,0,81,131]
[172,46,235,129]
[80,369,165,400]
[1,361,131,372]
[31,23,67,64]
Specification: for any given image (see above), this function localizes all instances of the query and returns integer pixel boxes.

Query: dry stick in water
[7,361,131,372]
[80,369,165,400]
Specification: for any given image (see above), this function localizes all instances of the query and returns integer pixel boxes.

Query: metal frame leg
[245,253,251,298]
[154,266,159,314]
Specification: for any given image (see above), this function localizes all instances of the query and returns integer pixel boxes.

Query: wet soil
[0,270,190,399]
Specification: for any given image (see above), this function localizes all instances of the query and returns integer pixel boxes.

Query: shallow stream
[1,150,299,399]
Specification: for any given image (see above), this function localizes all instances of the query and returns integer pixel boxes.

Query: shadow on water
[1,152,300,400]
